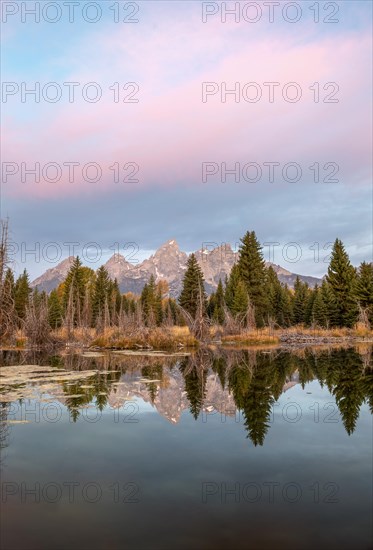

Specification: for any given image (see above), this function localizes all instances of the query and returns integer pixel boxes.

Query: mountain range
[31,240,321,296]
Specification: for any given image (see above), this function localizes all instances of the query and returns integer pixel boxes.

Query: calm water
[0,347,372,550]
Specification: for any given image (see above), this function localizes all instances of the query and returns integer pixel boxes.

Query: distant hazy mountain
[31,239,321,295]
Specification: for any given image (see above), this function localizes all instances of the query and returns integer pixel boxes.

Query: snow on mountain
[31,240,321,295]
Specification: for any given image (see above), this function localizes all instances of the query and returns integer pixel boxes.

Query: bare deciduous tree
[0,219,16,341]
[24,294,51,347]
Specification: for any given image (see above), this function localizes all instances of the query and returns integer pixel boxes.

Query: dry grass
[170,326,193,338]
[52,327,96,342]
[354,323,373,338]
[222,328,280,346]
[90,326,198,351]
[2,323,373,352]
[282,324,373,339]
[15,338,26,348]
[14,329,27,348]
[0,325,197,351]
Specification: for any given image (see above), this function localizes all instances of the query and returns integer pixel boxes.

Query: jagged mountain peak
[141,240,188,286]
[104,253,133,281]
[152,241,183,260]
[159,239,180,249]
[105,253,132,268]
[195,244,237,289]
[31,240,322,295]
[31,255,75,293]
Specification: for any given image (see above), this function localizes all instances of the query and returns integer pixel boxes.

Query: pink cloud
[2,19,371,199]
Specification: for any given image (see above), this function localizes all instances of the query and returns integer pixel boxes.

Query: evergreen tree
[212,279,225,324]
[154,285,163,325]
[266,266,292,327]
[63,257,86,325]
[236,231,268,326]
[4,268,15,300]
[31,287,45,309]
[14,269,31,322]
[312,287,328,327]
[232,280,249,318]
[330,349,365,435]
[242,367,274,446]
[360,364,373,414]
[279,285,293,327]
[141,283,149,317]
[92,265,111,325]
[267,266,279,320]
[225,264,241,311]
[128,295,137,315]
[146,275,157,312]
[292,276,309,325]
[108,278,122,322]
[207,291,216,318]
[180,360,207,420]
[141,365,162,403]
[211,356,227,389]
[320,281,338,328]
[121,294,130,315]
[141,275,163,326]
[179,254,206,319]
[228,360,252,410]
[1,267,16,337]
[169,297,183,325]
[48,289,63,328]
[354,262,373,323]
[304,285,317,326]
[326,239,358,327]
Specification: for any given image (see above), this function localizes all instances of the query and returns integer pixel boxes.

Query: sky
[1,0,372,280]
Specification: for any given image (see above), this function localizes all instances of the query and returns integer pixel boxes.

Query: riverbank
[1,325,373,352]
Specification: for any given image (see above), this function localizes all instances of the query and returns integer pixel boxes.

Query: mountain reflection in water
[1,346,372,448]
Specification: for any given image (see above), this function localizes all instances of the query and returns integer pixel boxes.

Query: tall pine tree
[179,254,206,319]
[354,262,373,324]
[320,280,338,328]
[141,275,163,326]
[266,266,292,326]
[225,264,241,312]
[92,265,111,325]
[48,289,63,329]
[292,276,309,325]
[236,231,268,327]
[231,280,249,318]
[63,257,86,326]
[326,239,357,327]
[211,279,225,324]
[312,286,328,327]
[14,269,31,323]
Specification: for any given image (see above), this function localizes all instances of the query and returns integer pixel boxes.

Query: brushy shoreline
[1,325,373,353]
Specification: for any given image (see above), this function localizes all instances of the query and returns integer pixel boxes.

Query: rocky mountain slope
[31,240,321,295]
[31,256,75,293]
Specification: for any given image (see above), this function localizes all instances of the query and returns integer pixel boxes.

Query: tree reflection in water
[0,346,372,445]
